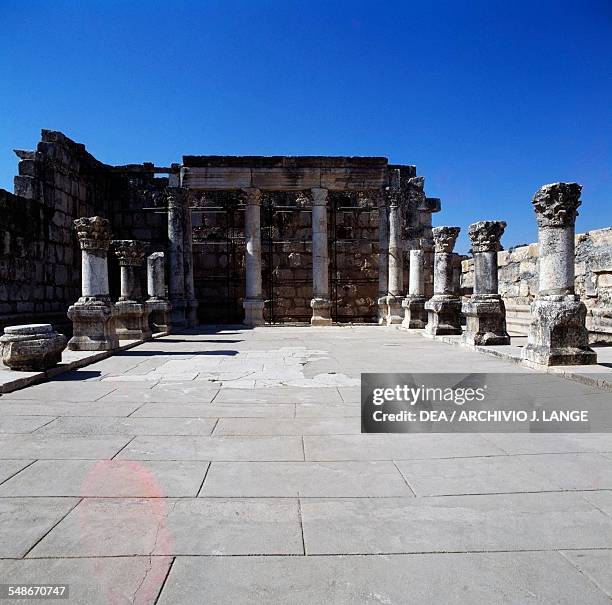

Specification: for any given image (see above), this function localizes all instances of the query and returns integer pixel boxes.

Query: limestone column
[146,252,172,333]
[377,190,389,324]
[113,240,151,341]
[424,226,462,336]
[462,221,510,345]
[183,195,199,327]
[401,248,427,328]
[166,188,187,328]
[310,187,332,326]
[523,183,596,365]
[67,216,119,351]
[386,170,404,324]
[242,188,265,326]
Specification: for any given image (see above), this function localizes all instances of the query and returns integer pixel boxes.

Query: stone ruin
[0,130,607,370]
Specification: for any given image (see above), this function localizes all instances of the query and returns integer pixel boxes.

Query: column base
[67,299,119,351]
[385,295,404,325]
[243,299,265,327]
[115,301,152,341]
[0,325,67,371]
[462,295,510,346]
[425,295,462,336]
[146,299,172,333]
[522,295,597,366]
[185,299,200,327]
[311,297,332,326]
[169,298,187,329]
[401,296,427,329]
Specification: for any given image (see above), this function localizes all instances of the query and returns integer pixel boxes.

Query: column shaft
[167,189,186,327]
[242,188,265,326]
[310,187,331,326]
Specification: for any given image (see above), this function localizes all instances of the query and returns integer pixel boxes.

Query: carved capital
[532,182,582,228]
[468,220,506,253]
[310,187,328,206]
[74,216,112,252]
[113,240,148,266]
[432,226,460,253]
[241,187,262,206]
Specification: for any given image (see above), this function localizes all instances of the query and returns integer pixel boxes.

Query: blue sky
[0,0,610,252]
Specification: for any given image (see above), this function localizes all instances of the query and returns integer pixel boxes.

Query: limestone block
[0,324,67,371]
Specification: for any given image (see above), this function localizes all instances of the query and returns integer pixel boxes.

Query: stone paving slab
[2,381,118,402]
[0,556,172,605]
[0,400,141,417]
[294,403,359,418]
[0,415,57,434]
[214,387,343,404]
[0,435,131,460]
[116,435,304,461]
[303,434,507,461]
[0,497,79,557]
[157,552,612,605]
[395,456,560,496]
[0,460,33,484]
[561,550,612,598]
[28,497,303,557]
[36,416,218,436]
[300,492,612,554]
[214,418,360,436]
[202,461,413,497]
[0,460,210,497]
[96,384,219,404]
[482,433,612,455]
[131,402,295,418]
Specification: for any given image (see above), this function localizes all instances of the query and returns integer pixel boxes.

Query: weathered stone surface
[146,252,171,333]
[0,324,67,371]
[462,220,510,345]
[523,183,596,366]
[310,188,332,326]
[425,226,461,335]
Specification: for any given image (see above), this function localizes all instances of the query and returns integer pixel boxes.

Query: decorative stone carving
[146,252,172,333]
[523,183,596,366]
[1,324,67,371]
[113,240,151,341]
[67,216,119,351]
[425,226,462,336]
[310,187,332,326]
[462,221,510,345]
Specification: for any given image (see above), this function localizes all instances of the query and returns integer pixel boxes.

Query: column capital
[74,216,112,252]
[113,240,148,266]
[432,226,460,253]
[310,187,328,205]
[532,182,582,228]
[241,187,262,205]
[468,220,506,253]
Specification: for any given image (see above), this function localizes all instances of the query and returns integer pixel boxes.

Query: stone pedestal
[68,216,119,351]
[167,189,187,328]
[462,221,510,345]
[523,183,596,366]
[113,240,151,341]
[402,249,427,328]
[1,324,66,371]
[310,188,332,326]
[385,170,404,325]
[425,226,462,336]
[243,188,265,326]
[146,252,171,333]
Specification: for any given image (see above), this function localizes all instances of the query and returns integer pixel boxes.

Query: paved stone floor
[0,326,611,604]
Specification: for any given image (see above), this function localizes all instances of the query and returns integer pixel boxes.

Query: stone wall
[461,227,612,343]
[0,131,114,332]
